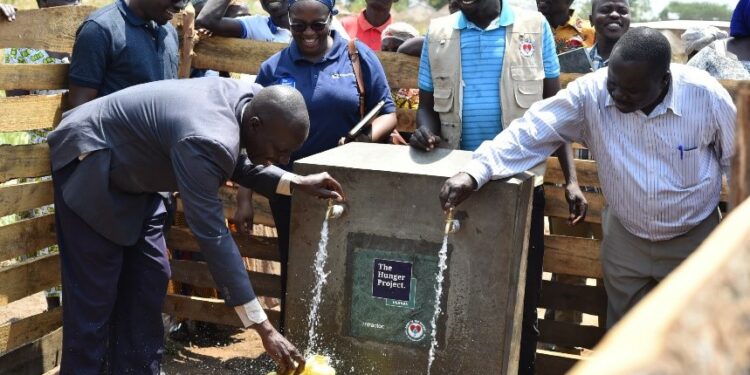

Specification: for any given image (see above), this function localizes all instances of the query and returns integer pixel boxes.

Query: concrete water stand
[286,143,534,374]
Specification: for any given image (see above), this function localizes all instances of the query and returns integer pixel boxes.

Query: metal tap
[326,199,345,220]
[445,207,460,234]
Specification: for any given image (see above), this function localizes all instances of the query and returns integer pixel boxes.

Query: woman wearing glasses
[254,0,397,330]
[196,0,351,44]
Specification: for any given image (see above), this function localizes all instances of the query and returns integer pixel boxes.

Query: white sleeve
[463,81,587,188]
[234,298,268,327]
[276,172,301,196]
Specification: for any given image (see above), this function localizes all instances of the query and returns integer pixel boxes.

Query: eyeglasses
[288,14,331,33]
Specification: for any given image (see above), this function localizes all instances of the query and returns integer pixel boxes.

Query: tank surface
[286,143,534,374]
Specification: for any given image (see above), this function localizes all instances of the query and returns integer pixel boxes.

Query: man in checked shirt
[440,27,735,328]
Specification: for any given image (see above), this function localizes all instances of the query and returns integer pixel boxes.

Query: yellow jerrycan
[267,355,335,375]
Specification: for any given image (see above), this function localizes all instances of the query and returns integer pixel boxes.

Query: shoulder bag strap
[347,38,366,119]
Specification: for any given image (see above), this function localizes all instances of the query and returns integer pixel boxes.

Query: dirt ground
[161,325,277,375]
[0,293,275,374]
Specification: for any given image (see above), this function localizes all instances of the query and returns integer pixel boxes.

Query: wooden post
[731,83,750,209]
[173,9,195,79]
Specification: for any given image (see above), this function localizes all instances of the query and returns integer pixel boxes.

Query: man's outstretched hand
[439,172,477,211]
[255,320,306,375]
[292,172,345,201]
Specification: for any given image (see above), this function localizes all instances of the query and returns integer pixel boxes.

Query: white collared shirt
[463,64,736,241]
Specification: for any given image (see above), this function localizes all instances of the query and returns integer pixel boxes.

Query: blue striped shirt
[463,64,736,241]
[418,6,560,151]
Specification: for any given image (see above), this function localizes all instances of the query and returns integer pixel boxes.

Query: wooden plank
[166,225,280,262]
[170,259,281,298]
[0,214,57,264]
[544,157,600,187]
[538,319,606,350]
[731,83,750,209]
[218,186,275,227]
[570,198,750,375]
[0,327,62,375]
[0,6,96,52]
[0,144,51,184]
[176,186,275,227]
[0,94,64,132]
[539,280,607,316]
[0,253,60,307]
[544,185,604,224]
[162,294,280,328]
[719,79,746,98]
[191,37,419,89]
[0,308,62,354]
[0,180,53,218]
[395,108,416,133]
[191,37,285,75]
[559,73,582,89]
[375,51,419,89]
[536,349,585,375]
[0,64,69,91]
[543,234,602,279]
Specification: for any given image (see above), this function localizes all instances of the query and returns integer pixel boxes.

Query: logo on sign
[372,259,412,302]
[405,320,426,341]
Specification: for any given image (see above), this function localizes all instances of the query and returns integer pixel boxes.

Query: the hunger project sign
[350,244,442,346]
[372,259,412,302]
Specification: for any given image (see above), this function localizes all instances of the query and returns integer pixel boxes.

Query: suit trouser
[601,206,720,329]
[518,186,546,375]
[53,161,171,375]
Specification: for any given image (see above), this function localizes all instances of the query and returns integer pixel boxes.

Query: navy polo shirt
[68,0,179,97]
[256,31,396,165]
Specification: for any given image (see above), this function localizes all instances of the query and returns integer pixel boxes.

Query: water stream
[306,217,330,357]
[426,234,449,375]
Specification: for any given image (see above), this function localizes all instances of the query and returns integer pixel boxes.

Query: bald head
[611,27,671,77]
[247,85,310,137]
[242,85,310,165]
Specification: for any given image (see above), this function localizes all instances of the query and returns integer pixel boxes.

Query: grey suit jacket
[48,77,285,306]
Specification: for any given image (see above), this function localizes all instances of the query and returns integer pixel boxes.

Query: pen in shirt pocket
[677,145,697,160]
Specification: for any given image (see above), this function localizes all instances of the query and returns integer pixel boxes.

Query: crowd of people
[0,0,745,374]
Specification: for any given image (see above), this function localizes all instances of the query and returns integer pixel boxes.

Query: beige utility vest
[427,9,548,185]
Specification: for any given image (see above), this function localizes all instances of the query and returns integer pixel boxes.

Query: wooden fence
[0,7,93,374]
[0,6,740,375]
